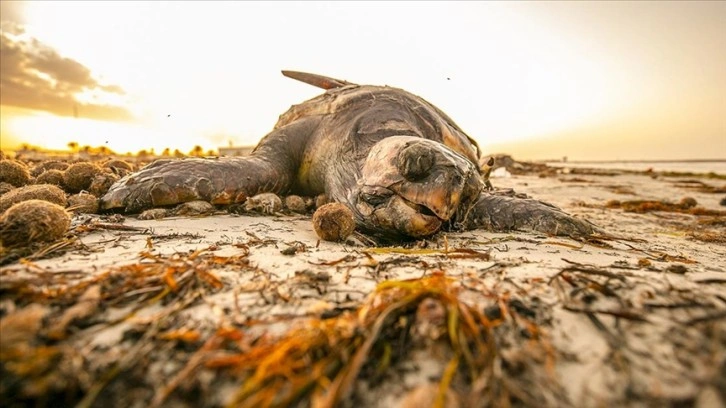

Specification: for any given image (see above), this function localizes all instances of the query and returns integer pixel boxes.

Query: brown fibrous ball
[88,173,120,197]
[30,161,69,177]
[67,192,99,214]
[63,162,103,193]
[0,200,71,247]
[0,160,32,187]
[285,195,308,214]
[312,202,355,242]
[103,159,134,172]
[0,184,67,214]
[0,182,14,196]
[679,197,698,209]
[35,169,65,186]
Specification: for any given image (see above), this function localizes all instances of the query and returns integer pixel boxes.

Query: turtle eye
[359,186,393,206]
[397,143,435,181]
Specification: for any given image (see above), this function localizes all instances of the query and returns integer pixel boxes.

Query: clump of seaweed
[605,197,726,216]
[671,179,726,194]
[0,247,251,405]
[198,272,563,407]
[683,216,726,243]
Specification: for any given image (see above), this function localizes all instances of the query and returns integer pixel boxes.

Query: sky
[0,1,724,161]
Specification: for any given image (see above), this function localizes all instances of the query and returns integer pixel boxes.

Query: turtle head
[351,136,483,240]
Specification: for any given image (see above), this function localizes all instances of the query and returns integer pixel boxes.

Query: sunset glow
[1,1,724,160]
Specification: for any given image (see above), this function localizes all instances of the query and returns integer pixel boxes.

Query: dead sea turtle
[101,71,599,241]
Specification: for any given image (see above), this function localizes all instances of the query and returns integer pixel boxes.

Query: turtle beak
[371,196,443,238]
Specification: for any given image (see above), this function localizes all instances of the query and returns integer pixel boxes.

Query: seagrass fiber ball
[312,202,355,242]
[0,200,71,247]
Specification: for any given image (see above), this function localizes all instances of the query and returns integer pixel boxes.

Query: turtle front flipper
[457,193,602,238]
[100,116,321,213]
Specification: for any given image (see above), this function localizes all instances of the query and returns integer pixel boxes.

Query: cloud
[0,22,133,121]
[0,1,25,25]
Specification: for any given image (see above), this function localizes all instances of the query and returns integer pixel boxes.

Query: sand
[1,168,725,407]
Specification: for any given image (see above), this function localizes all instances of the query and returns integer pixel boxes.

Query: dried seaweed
[671,179,726,194]
[184,273,565,407]
[0,247,254,406]
[364,246,491,260]
[0,237,80,266]
[605,198,726,216]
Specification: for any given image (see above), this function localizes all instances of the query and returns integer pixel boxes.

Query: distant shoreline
[541,158,726,164]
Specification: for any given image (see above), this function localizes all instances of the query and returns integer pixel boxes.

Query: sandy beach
[1,160,725,407]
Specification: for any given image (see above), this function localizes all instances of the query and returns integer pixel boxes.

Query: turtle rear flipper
[281,70,354,90]
[100,116,321,213]
[458,193,602,238]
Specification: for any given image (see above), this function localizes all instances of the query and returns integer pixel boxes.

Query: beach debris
[139,208,169,220]
[0,160,32,187]
[0,184,67,214]
[281,241,307,256]
[313,202,355,241]
[0,153,723,407]
[671,179,726,194]
[0,303,49,349]
[88,172,120,197]
[605,197,726,216]
[399,383,461,408]
[46,285,101,340]
[35,169,65,186]
[0,200,71,247]
[488,154,550,176]
[30,160,69,177]
[364,246,491,260]
[603,184,637,195]
[207,272,565,407]
[284,195,308,214]
[0,182,14,195]
[685,217,726,243]
[103,159,134,174]
[62,162,104,193]
[244,193,282,214]
[67,192,100,214]
[173,200,215,216]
